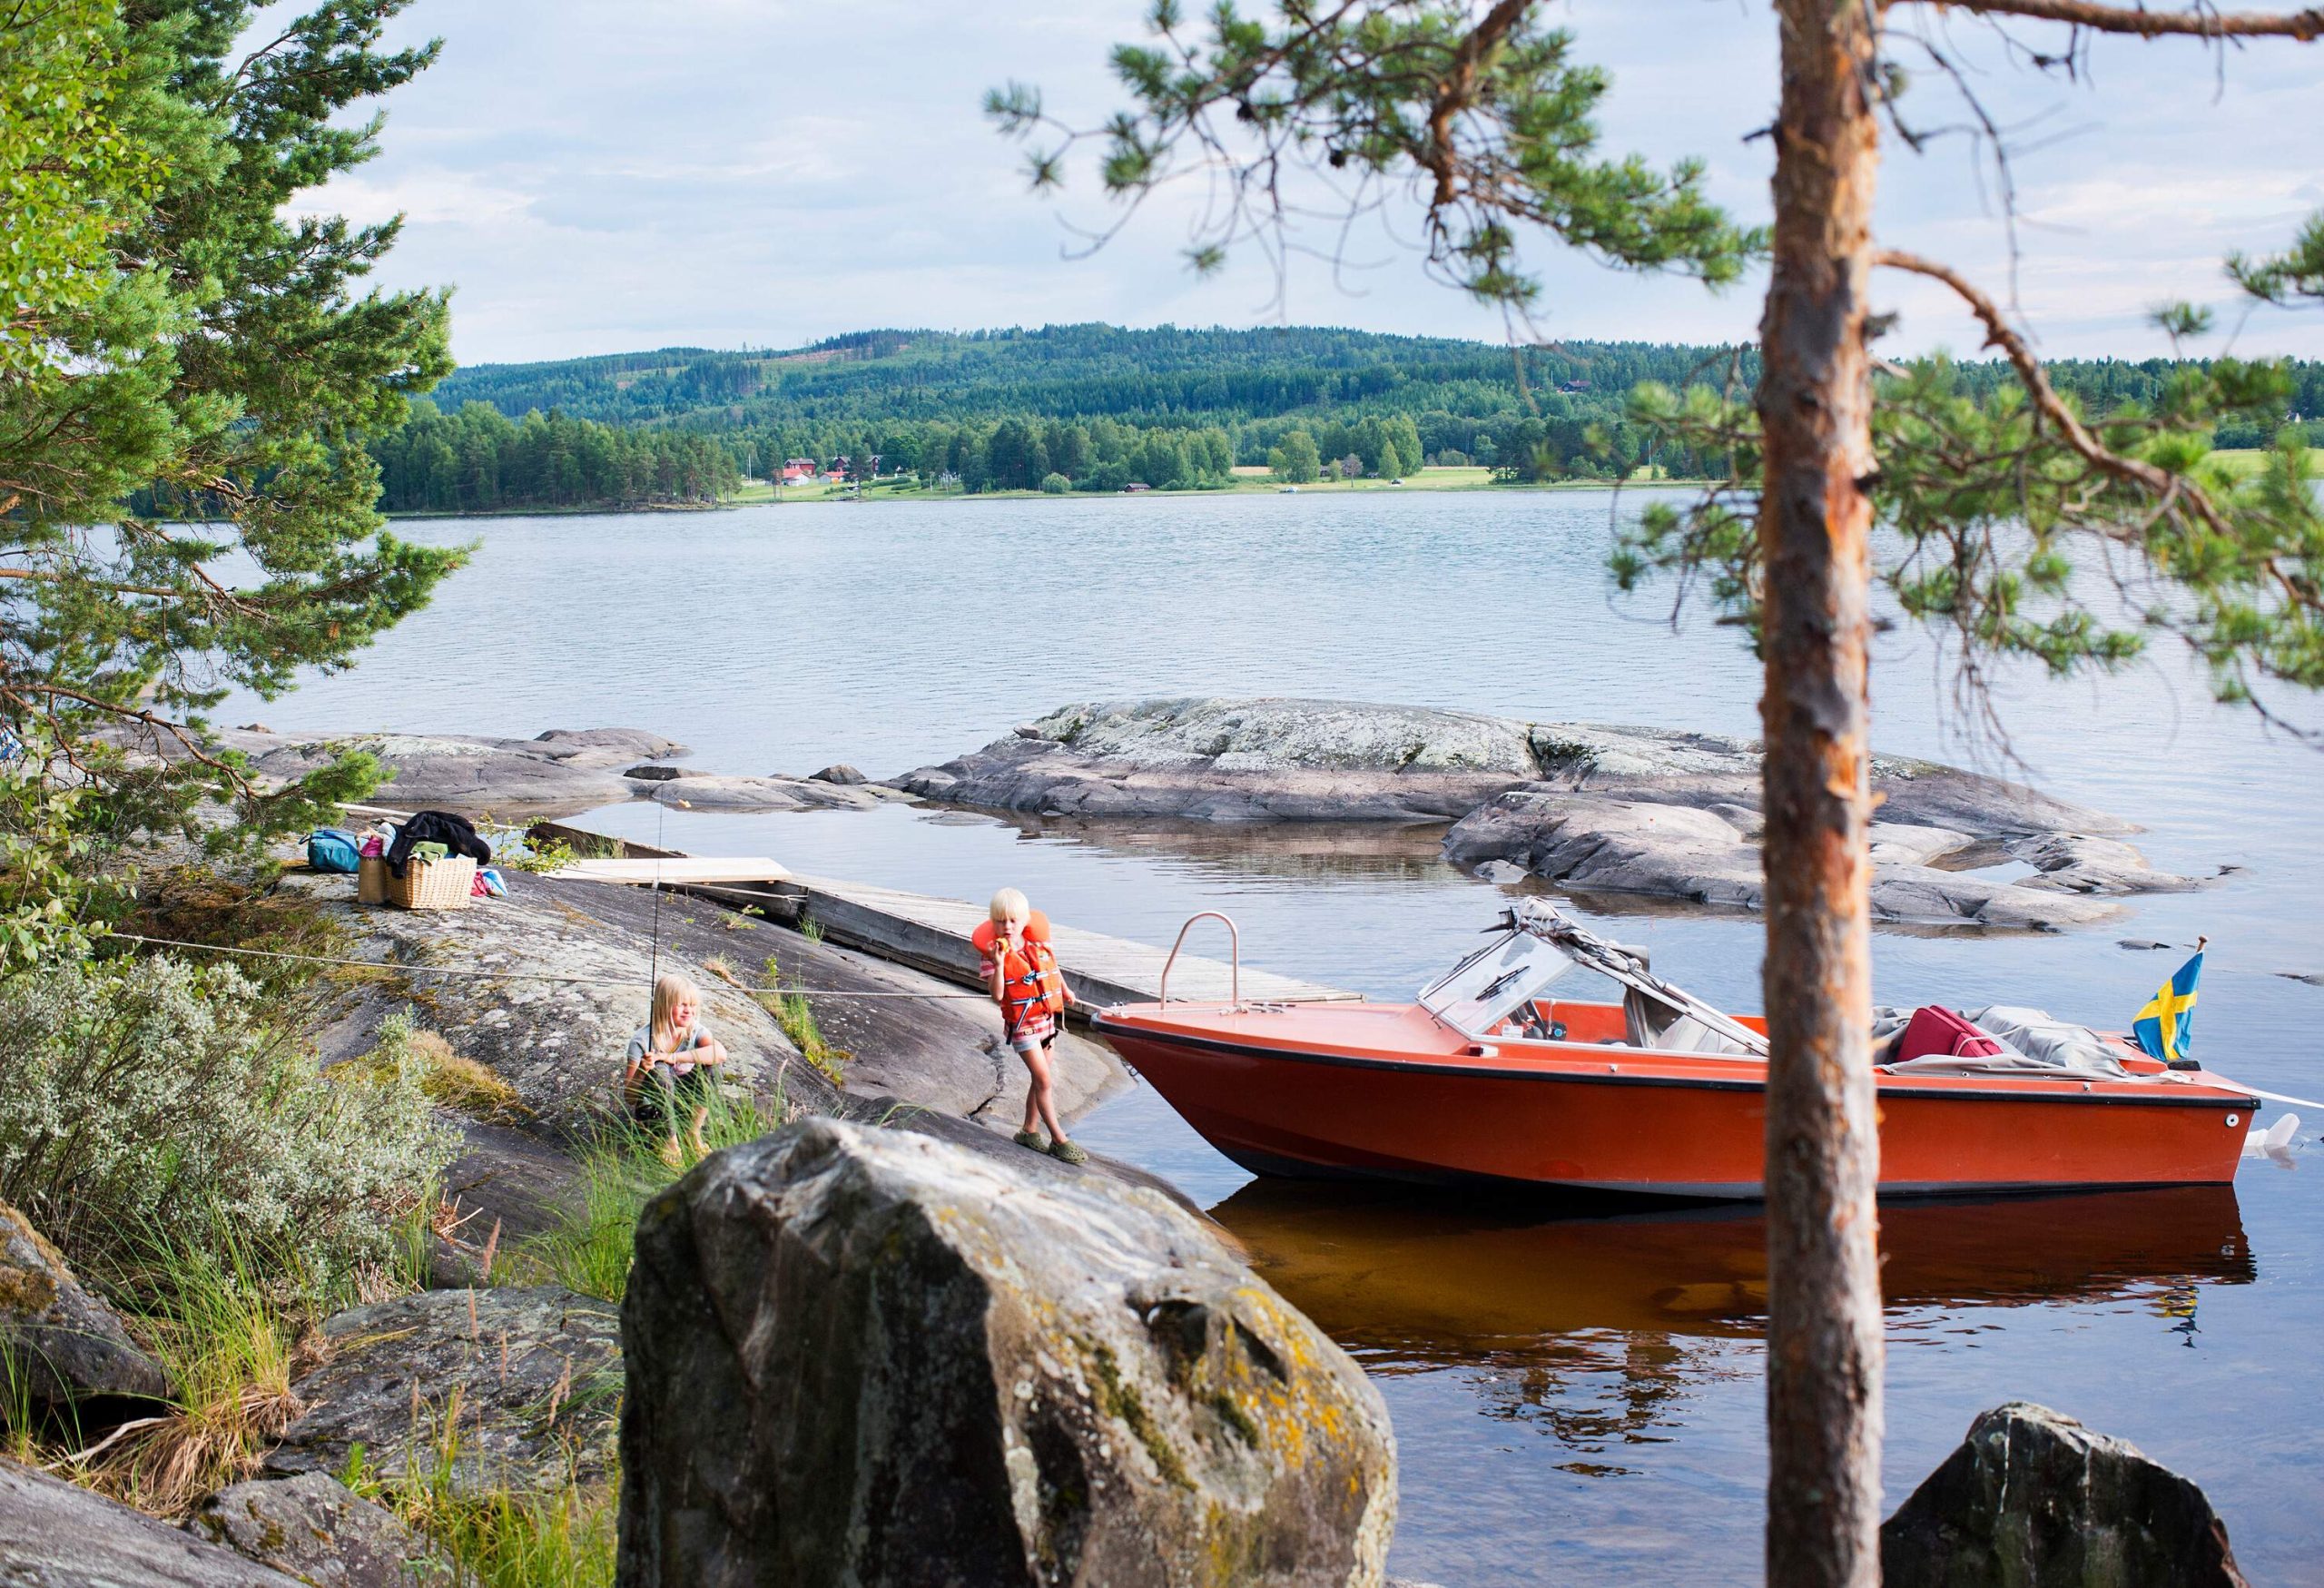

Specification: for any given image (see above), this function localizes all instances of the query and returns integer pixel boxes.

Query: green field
[724,463,1699,508]
[2207,446,2318,480]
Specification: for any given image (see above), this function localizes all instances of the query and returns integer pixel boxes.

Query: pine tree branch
[1423,0,1535,210]
[1931,1,2324,40]
[0,567,185,598]
[1872,246,2225,535]
[0,681,246,786]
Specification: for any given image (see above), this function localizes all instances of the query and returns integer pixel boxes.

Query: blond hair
[650,972,701,1054]
[989,887,1030,924]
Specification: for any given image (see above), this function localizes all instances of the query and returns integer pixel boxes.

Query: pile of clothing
[306,809,507,898]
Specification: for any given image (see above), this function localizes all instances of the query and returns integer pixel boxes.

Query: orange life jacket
[973,913,1067,1029]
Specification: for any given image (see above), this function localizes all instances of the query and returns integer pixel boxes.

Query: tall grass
[704,950,847,1082]
[760,952,847,1081]
[340,1421,616,1588]
[64,1218,344,1515]
[510,1088,786,1303]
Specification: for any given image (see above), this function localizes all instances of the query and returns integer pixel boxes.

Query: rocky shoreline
[896,697,2212,931]
[5,719,2257,1583]
[182,694,2211,935]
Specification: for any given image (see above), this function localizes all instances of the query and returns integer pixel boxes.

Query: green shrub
[0,956,457,1287]
[1038,471,1071,494]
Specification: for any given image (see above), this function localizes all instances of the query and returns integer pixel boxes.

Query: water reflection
[1212,1180,2253,1357]
[1214,1182,2251,1479]
[989,812,1459,883]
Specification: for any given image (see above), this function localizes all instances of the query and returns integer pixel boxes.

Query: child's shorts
[1007,1010,1057,1054]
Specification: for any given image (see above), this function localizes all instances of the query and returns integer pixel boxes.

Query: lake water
[238,491,2323,1583]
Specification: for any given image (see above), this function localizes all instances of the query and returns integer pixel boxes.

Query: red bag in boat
[1896,1005,2004,1062]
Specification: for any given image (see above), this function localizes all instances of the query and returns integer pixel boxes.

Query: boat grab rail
[1158,911,1241,1009]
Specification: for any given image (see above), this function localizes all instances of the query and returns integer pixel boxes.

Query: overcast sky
[304,1,2324,368]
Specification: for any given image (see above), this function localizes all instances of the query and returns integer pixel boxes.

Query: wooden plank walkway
[515,816,1360,1010]
[781,873,1359,1011]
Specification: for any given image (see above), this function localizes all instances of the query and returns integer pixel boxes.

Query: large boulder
[0,1457,301,1585]
[1881,1402,2245,1587]
[618,1118,1396,1587]
[191,1474,451,1586]
[0,1199,169,1409]
[265,1287,620,1498]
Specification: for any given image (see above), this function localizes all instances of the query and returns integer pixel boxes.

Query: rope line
[107,932,997,1001]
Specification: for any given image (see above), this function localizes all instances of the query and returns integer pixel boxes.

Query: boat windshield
[1417,930,1574,1037]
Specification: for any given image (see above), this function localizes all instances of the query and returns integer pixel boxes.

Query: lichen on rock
[618,1118,1396,1586]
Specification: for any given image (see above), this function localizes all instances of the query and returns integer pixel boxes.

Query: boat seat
[1623,987,1751,1057]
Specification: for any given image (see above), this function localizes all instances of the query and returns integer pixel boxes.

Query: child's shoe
[1048,1138,1089,1165]
[1013,1129,1048,1151]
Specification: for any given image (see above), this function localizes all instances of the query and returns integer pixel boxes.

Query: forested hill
[433,322,2324,437]
[372,323,2321,512]
[429,325,1733,429]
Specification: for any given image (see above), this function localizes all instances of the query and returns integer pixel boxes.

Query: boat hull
[1094,1006,2256,1199]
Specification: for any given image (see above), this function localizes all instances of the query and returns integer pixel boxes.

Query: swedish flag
[2132,941,2205,1065]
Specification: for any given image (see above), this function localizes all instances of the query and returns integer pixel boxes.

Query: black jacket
[385,810,493,876]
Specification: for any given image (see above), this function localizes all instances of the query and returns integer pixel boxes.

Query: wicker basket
[387,854,476,911]
[357,855,388,905]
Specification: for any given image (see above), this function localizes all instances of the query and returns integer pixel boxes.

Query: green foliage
[754,952,848,1081]
[353,1012,527,1123]
[991,2,1760,311]
[1,0,460,866]
[1615,300,2324,710]
[2230,212,2324,309]
[0,1,162,376]
[372,399,741,513]
[0,956,457,1287]
[0,748,120,971]
[419,325,2321,498]
[1268,427,1321,482]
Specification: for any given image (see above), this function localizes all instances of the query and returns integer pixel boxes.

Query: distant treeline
[372,324,2323,505]
[370,401,741,513]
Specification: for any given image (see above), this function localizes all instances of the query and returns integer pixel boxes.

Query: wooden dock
[518,817,1358,1011]
[779,873,1357,1011]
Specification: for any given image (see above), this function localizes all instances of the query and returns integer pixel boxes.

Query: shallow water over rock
[235,493,2324,1583]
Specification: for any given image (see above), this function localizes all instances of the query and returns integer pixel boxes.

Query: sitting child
[624,972,728,1164]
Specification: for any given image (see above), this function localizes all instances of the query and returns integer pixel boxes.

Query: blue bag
[306,828,363,873]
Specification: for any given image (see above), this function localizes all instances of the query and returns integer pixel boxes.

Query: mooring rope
[106,931,997,1000]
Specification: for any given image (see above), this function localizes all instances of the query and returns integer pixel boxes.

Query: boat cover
[1873,1002,2130,1081]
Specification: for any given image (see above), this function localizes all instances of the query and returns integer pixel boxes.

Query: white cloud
[300,0,2323,365]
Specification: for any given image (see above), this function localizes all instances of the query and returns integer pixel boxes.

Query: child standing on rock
[979,887,1086,1164]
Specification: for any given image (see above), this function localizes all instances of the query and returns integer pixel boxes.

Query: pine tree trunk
[1758,2,1885,1584]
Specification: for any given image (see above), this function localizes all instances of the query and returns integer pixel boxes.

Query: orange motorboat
[1091,901,2263,1199]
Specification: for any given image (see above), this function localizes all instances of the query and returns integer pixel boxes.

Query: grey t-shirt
[626,1021,714,1077]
